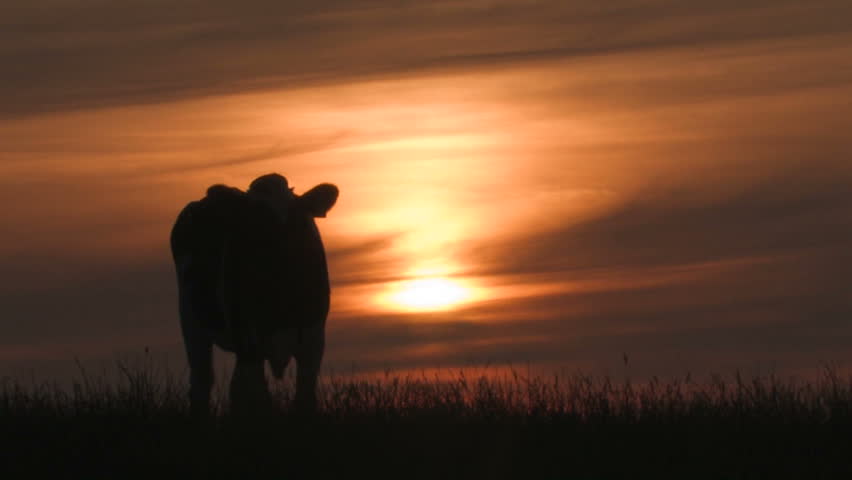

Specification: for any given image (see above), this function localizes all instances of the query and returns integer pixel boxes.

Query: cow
[170,173,338,415]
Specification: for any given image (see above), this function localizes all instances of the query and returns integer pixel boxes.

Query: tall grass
[2,362,850,479]
[7,360,849,422]
[316,366,852,423]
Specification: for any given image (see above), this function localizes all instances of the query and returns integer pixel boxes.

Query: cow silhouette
[170,173,338,415]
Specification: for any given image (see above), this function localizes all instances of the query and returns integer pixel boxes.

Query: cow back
[171,185,245,333]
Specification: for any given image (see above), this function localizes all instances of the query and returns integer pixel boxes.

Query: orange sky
[2,0,851,380]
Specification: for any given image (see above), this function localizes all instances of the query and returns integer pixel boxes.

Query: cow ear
[299,183,339,217]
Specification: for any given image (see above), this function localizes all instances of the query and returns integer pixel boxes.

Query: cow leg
[179,284,214,417]
[266,328,296,380]
[230,353,272,415]
[293,321,326,413]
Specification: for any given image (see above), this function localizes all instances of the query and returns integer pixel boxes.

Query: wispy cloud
[469,162,852,276]
[148,133,348,175]
[3,0,850,117]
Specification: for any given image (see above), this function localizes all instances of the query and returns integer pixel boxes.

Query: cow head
[248,173,339,219]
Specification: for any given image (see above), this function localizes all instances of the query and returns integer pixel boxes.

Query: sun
[387,277,473,311]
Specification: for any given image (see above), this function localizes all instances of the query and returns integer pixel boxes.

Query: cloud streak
[470,162,852,276]
[3,0,851,117]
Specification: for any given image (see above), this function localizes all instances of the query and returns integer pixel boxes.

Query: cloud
[146,133,348,176]
[332,156,849,375]
[0,257,177,349]
[324,250,852,375]
[326,234,407,286]
[3,0,850,117]
[468,158,852,277]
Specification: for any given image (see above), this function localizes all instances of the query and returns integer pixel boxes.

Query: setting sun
[387,277,473,311]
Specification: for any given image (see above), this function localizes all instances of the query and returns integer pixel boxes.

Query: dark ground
[2,366,850,479]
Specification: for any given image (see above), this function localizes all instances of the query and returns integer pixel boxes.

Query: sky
[2,0,851,381]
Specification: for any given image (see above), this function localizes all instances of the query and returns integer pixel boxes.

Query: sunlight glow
[388,277,473,311]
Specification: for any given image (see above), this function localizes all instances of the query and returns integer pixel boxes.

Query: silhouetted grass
[2,362,850,479]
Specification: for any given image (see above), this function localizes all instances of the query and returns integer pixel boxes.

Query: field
[2,362,850,479]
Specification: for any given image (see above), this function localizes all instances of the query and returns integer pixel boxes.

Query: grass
[2,361,851,479]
